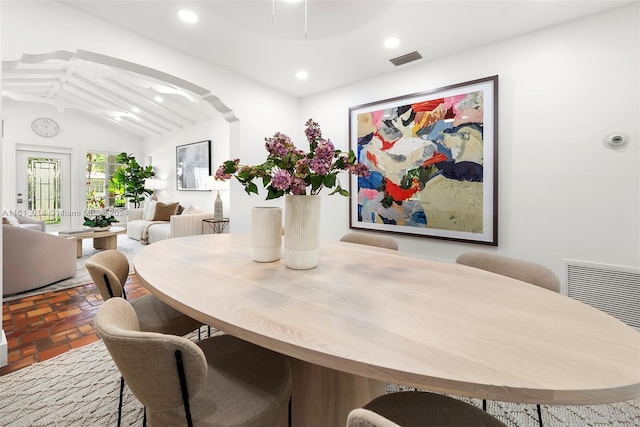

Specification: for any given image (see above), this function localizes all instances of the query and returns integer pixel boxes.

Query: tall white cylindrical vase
[251,207,282,262]
[284,195,321,270]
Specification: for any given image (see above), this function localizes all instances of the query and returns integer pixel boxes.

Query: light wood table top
[59,226,126,239]
[60,226,126,258]
[134,234,639,407]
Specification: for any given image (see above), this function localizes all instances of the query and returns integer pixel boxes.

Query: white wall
[142,116,231,214]
[1,100,144,228]
[299,3,640,290]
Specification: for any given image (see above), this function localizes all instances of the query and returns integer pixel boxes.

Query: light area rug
[0,333,638,427]
[3,235,144,303]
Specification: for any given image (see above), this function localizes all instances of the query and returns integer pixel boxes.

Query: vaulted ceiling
[2,50,233,138]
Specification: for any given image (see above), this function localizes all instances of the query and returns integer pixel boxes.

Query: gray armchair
[2,225,76,296]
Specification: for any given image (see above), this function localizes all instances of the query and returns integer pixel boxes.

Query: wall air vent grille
[390,51,423,67]
[565,259,640,329]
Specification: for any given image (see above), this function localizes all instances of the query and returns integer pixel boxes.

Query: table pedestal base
[93,235,117,250]
[288,357,386,427]
[76,235,118,257]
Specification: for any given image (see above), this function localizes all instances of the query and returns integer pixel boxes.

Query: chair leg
[482,399,487,411]
[118,375,125,427]
[142,407,147,427]
[175,350,193,427]
[537,404,543,427]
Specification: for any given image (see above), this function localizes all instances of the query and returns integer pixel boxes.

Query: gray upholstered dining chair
[340,232,399,251]
[86,250,203,426]
[95,297,292,427]
[455,251,561,293]
[86,250,202,335]
[455,251,561,427]
[347,391,508,427]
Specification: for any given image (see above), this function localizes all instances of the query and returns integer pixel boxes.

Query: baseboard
[0,330,7,367]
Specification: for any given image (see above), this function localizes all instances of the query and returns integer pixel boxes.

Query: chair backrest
[95,297,207,410]
[340,232,399,251]
[455,251,561,293]
[85,250,130,301]
[347,408,401,427]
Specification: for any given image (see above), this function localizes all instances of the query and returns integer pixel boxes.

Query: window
[86,153,125,208]
[28,157,61,224]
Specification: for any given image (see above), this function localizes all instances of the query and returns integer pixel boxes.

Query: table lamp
[145,178,167,201]
[207,176,230,220]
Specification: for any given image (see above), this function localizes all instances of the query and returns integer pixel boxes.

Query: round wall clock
[31,117,60,138]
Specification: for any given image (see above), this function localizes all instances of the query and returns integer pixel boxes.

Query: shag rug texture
[0,331,638,426]
[3,235,143,302]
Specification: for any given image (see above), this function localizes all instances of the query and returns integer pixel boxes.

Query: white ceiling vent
[389,51,423,67]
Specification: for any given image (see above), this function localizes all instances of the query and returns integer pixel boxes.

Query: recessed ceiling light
[295,70,309,80]
[384,37,401,49]
[154,96,164,103]
[132,106,141,113]
[178,9,198,23]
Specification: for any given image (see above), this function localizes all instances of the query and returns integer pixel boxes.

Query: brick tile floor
[1,276,148,376]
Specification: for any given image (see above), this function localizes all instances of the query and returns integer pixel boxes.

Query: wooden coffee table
[59,226,126,258]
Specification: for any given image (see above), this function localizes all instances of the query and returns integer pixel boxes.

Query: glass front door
[16,151,71,231]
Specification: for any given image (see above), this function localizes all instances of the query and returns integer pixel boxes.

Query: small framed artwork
[176,140,211,191]
[348,75,498,245]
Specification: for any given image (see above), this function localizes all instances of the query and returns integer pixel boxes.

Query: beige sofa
[127,208,216,244]
[2,224,77,296]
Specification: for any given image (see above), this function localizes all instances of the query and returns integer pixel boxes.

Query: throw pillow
[144,200,158,221]
[152,202,180,221]
[182,205,203,215]
[176,204,185,215]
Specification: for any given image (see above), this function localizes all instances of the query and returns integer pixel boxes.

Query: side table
[203,218,230,234]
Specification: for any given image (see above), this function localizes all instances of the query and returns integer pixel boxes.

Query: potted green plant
[114,153,154,208]
[83,214,119,230]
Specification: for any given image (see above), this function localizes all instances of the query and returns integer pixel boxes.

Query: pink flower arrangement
[215,119,369,200]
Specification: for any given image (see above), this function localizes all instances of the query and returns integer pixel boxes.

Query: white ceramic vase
[284,194,321,270]
[251,207,282,262]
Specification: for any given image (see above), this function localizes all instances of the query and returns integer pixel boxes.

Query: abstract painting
[348,76,498,245]
[176,140,211,191]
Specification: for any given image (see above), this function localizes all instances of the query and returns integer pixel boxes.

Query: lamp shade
[207,176,230,191]
[145,178,167,190]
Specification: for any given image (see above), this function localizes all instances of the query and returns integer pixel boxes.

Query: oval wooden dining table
[133,234,640,426]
